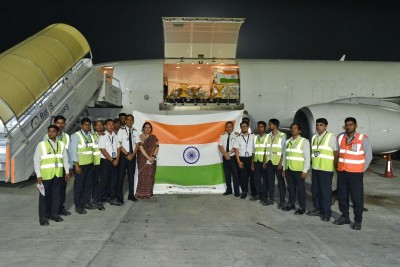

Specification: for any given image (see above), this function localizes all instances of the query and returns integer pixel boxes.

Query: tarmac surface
[0,158,399,267]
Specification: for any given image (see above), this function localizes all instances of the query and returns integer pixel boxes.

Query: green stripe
[220,78,239,83]
[155,163,224,186]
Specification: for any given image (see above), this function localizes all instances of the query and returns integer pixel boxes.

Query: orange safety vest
[337,133,366,173]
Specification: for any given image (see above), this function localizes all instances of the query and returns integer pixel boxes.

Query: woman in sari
[136,122,159,199]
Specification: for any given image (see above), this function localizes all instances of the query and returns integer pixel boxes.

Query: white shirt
[117,126,140,153]
[99,131,121,159]
[218,132,237,156]
[233,133,255,157]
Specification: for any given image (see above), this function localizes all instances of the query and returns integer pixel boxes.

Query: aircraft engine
[294,103,400,154]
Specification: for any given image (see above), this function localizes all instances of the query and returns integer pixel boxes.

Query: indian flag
[133,111,242,194]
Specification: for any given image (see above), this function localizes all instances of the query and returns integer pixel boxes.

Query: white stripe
[93,151,101,155]
[338,158,365,164]
[41,154,63,159]
[41,163,64,169]
[157,143,223,167]
[339,149,364,155]
[77,151,93,155]
[286,156,304,161]
[154,183,225,194]
[133,110,243,126]
[40,142,47,155]
[338,134,344,144]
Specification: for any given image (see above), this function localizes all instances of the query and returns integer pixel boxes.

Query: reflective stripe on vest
[253,134,267,162]
[285,137,305,171]
[311,132,335,171]
[40,141,65,180]
[92,133,101,165]
[337,133,365,172]
[76,131,94,165]
[265,131,286,165]
[61,133,70,149]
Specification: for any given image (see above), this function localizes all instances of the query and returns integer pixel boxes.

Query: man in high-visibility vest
[307,118,338,222]
[92,120,104,201]
[44,115,72,216]
[70,118,95,214]
[283,123,310,214]
[263,118,286,207]
[250,121,268,202]
[34,125,70,226]
[333,117,372,230]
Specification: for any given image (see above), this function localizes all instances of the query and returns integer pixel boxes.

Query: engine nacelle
[294,103,400,154]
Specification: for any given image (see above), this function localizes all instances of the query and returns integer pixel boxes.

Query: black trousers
[94,159,119,203]
[222,157,239,194]
[337,171,364,223]
[39,177,61,218]
[73,164,94,208]
[59,169,67,212]
[92,164,101,200]
[286,169,306,210]
[238,157,252,193]
[253,161,265,196]
[265,161,286,202]
[118,156,136,198]
[249,167,256,196]
[311,169,333,216]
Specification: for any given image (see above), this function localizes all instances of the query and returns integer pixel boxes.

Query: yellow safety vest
[39,140,65,180]
[92,133,101,166]
[253,134,267,162]
[285,136,306,171]
[76,131,94,165]
[265,131,286,165]
[311,132,335,172]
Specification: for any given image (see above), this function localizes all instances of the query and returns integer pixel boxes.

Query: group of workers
[34,113,141,226]
[218,116,372,230]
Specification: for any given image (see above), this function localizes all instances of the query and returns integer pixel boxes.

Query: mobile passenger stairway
[0,24,122,183]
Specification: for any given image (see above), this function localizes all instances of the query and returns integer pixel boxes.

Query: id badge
[112,152,116,158]
[314,151,320,157]
[351,144,358,152]
[55,162,58,168]
[245,152,249,157]
[85,143,88,148]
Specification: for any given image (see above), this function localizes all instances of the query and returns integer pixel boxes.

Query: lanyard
[58,133,63,142]
[48,140,58,154]
[316,132,328,149]
[108,134,115,152]
[242,134,250,152]
[80,130,91,144]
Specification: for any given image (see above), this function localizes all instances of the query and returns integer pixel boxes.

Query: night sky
[1,0,400,64]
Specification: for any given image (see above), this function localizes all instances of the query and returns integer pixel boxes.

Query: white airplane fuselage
[106,59,400,154]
